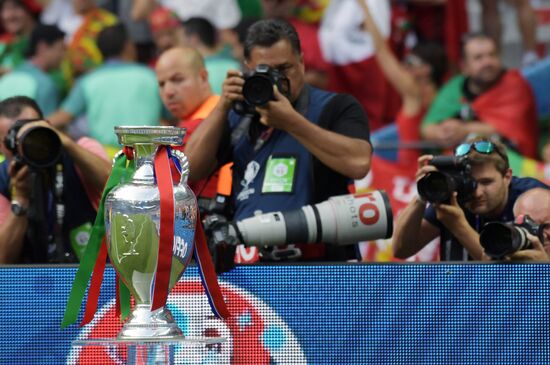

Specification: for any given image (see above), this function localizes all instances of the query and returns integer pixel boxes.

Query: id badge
[261,156,297,193]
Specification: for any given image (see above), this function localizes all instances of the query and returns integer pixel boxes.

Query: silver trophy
[104,126,196,339]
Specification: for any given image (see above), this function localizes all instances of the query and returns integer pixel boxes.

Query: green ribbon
[62,154,135,328]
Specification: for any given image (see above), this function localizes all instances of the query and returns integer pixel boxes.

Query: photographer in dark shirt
[185,19,372,261]
[0,96,110,263]
[392,137,549,261]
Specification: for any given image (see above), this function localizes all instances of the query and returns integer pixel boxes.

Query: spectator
[0,96,110,263]
[185,19,372,262]
[131,0,241,45]
[66,0,117,77]
[49,23,162,153]
[180,17,240,95]
[0,0,38,74]
[225,17,259,64]
[40,0,82,41]
[0,24,65,115]
[261,0,330,89]
[480,0,539,66]
[392,137,549,261]
[98,0,155,64]
[505,188,550,261]
[319,0,399,131]
[421,33,538,159]
[147,6,182,66]
[404,0,469,70]
[155,46,221,198]
[357,0,447,164]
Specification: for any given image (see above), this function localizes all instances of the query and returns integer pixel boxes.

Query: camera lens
[480,223,531,259]
[417,171,455,203]
[19,126,62,169]
[242,74,274,106]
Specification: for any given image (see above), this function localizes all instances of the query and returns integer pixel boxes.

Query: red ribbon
[194,217,231,319]
[152,146,175,310]
[80,238,108,326]
[77,146,230,326]
[115,275,121,319]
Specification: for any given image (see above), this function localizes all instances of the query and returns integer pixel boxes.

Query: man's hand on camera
[508,233,550,261]
[219,69,245,112]
[18,120,70,147]
[255,85,298,131]
[434,192,467,228]
[8,161,30,207]
[415,155,436,182]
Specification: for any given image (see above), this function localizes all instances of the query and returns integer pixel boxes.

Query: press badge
[262,156,297,193]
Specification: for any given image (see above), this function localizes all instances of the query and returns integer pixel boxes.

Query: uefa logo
[68,279,307,364]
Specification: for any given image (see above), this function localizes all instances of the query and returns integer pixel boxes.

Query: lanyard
[49,162,65,262]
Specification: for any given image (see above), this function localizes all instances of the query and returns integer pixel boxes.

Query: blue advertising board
[1,264,549,364]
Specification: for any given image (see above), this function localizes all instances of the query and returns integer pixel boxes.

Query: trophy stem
[118,304,184,339]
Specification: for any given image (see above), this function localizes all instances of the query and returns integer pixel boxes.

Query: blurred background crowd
[0,0,550,162]
[1,0,550,262]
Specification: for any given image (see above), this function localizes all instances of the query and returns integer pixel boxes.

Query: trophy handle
[171,149,190,185]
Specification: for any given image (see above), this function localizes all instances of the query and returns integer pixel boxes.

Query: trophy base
[118,305,183,339]
[71,337,227,365]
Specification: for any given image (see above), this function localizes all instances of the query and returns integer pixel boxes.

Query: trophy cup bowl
[104,126,196,339]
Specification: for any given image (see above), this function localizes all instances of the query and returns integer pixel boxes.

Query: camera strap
[50,162,65,261]
[26,171,49,261]
[254,87,310,152]
[230,86,311,154]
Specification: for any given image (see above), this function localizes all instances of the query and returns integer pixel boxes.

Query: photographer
[185,19,372,261]
[0,96,111,264]
[392,137,549,261]
[505,188,550,261]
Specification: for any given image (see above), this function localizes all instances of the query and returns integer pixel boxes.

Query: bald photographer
[480,188,550,261]
[0,96,111,263]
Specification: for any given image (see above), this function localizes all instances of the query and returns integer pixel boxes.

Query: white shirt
[160,0,242,29]
[40,0,83,42]
[319,0,391,65]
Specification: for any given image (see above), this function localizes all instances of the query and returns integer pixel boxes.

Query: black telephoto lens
[480,222,531,259]
[19,126,62,169]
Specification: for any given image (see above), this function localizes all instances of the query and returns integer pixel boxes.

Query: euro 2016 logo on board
[68,280,307,364]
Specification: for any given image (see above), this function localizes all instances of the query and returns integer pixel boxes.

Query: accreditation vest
[228,84,341,221]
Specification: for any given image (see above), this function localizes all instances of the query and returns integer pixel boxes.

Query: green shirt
[0,62,60,115]
[62,61,162,146]
[205,54,241,95]
[0,35,29,71]
[422,75,466,127]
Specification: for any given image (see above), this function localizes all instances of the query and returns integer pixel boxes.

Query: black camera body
[480,215,544,259]
[417,155,477,204]
[3,119,62,170]
[233,64,291,116]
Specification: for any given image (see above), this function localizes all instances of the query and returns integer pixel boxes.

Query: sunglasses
[454,140,507,160]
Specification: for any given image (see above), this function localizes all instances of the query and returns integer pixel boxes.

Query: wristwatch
[11,200,27,217]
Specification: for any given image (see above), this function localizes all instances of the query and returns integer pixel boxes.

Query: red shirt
[179,95,220,198]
